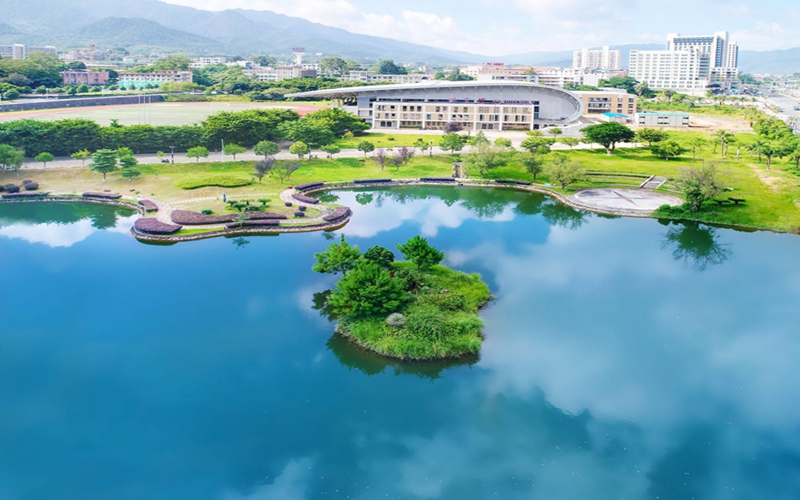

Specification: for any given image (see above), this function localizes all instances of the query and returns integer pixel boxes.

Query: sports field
[0,101,326,126]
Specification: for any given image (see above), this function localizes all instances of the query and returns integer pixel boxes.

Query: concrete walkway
[570,188,683,215]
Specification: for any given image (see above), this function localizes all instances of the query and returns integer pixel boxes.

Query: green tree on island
[328,261,410,318]
[187,146,209,162]
[89,149,118,181]
[364,246,395,269]
[313,235,361,275]
[223,143,247,161]
[35,151,54,168]
[357,141,375,158]
[581,122,636,156]
[397,235,445,270]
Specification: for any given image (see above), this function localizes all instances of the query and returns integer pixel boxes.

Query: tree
[396,235,445,270]
[320,144,341,158]
[223,143,247,160]
[289,141,310,159]
[650,140,687,161]
[76,84,89,94]
[327,261,409,318]
[443,122,464,133]
[413,138,428,153]
[373,148,388,170]
[547,127,563,138]
[395,146,415,165]
[689,138,708,160]
[35,151,53,168]
[357,141,375,158]
[581,122,636,156]
[120,167,141,181]
[636,128,669,147]
[713,130,735,157]
[319,57,348,76]
[156,151,165,162]
[494,137,513,149]
[304,107,369,136]
[119,155,138,169]
[520,135,555,154]
[561,137,581,149]
[187,146,209,162]
[376,60,407,75]
[675,163,724,212]
[312,235,361,275]
[544,155,583,189]
[598,76,638,94]
[71,150,91,166]
[2,89,20,101]
[462,143,507,178]
[253,158,274,182]
[253,140,280,159]
[364,245,395,268]
[522,152,545,181]
[662,89,677,101]
[785,138,800,171]
[0,144,24,172]
[468,131,490,147]
[439,133,464,154]
[117,147,134,158]
[279,119,335,146]
[633,82,650,97]
[152,55,191,71]
[274,161,300,183]
[202,108,299,148]
[760,142,786,170]
[89,149,118,181]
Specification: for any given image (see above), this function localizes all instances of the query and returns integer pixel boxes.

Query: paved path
[570,188,683,214]
[640,176,667,190]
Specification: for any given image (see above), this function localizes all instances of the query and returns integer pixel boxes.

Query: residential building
[243,66,317,82]
[630,31,740,93]
[286,81,583,131]
[573,89,637,117]
[117,70,193,88]
[342,71,432,84]
[0,44,57,59]
[535,68,625,88]
[477,73,537,83]
[190,56,227,68]
[61,70,110,86]
[461,63,532,79]
[573,47,621,70]
[635,111,690,127]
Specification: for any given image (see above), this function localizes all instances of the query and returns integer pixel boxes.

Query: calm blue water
[1,189,800,500]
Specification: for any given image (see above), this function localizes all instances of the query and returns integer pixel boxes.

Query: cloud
[221,458,314,500]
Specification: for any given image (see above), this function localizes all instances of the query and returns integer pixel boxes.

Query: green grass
[333,133,443,149]
[176,174,254,189]
[337,262,492,361]
[638,101,749,118]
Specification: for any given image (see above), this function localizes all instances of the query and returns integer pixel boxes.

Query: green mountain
[75,17,224,54]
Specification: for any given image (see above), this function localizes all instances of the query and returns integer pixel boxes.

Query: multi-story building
[573,89,637,117]
[0,44,57,59]
[190,57,227,68]
[630,31,740,93]
[573,47,621,70]
[461,63,532,79]
[243,66,317,82]
[635,111,690,127]
[535,68,625,88]
[286,81,583,132]
[342,71,432,84]
[117,70,193,88]
[61,70,110,86]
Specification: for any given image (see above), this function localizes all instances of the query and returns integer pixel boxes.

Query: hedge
[4,184,20,193]
[292,193,320,204]
[354,179,392,184]
[134,218,182,235]
[176,175,253,190]
[294,182,325,191]
[294,211,305,217]
[495,179,532,186]
[139,200,159,212]
[23,182,39,191]
[323,207,351,222]
[225,220,281,229]
[420,177,456,182]
[83,192,121,199]
[171,210,287,225]
[2,192,48,199]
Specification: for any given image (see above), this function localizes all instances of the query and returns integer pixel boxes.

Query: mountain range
[0,0,798,74]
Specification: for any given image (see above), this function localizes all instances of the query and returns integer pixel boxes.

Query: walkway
[569,189,683,215]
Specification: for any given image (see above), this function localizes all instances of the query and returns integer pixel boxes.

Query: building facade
[0,44,57,59]
[117,70,193,88]
[635,111,690,127]
[630,31,739,93]
[534,68,625,88]
[61,70,110,86]
[342,71,432,84]
[242,66,317,82]
[461,63,533,79]
[287,81,582,132]
[573,47,621,70]
[573,89,637,117]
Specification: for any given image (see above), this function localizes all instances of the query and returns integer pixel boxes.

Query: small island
[313,235,492,360]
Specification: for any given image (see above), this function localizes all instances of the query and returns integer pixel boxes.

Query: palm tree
[689,137,708,160]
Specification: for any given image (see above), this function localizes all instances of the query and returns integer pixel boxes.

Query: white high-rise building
[629,31,739,93]
[573,47,621,70]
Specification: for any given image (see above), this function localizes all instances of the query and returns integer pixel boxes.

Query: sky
[161,0,800,55]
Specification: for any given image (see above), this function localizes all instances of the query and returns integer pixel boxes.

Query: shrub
[323,207,351,222]
[386,313,406,328]
[22,179,32,184]
[388,137,395,141]
[5,184,20,193]
[354,179,392,184]
[364,245,395,268]
[2,192,47,199]
[285,202,293,207]
[294,211,305,217]
[176,175,253,190]
[298,206,307,212]
[23,182,39,191]
[292,193,320,204]
[258,198,269,205]
[392,267,425,291]
[134,218,182,235]
[201,209,213,215]
[420,177,455,182]
[295,182,324,191]
[0,185,5,192]
[83,192,121,199]
[171,210,286,224]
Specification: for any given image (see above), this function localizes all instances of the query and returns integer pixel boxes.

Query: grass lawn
[333,132,444,149]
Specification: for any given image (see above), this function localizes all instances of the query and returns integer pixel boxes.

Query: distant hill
[1,0,799,73]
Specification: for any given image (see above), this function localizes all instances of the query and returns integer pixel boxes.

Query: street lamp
[169,146,175,164]
[429,140,433,157]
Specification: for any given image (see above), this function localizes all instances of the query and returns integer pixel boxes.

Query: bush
[5,184,20,193]
[201,209,213,215]
[364,245,395,268]
[82,192,121,199]
[294,211,305,217]
[392,267,425,291]
[292,193,320,204]
[295,182,324,191]
[285,202,293,207]
[323,207,351,222]
[23,182,39,191]
[386,313,406,328]
[298,206,307,212]
[0,185,5,192]
[22,179,32,184]
[134,218,182,235]
[176,175,253,190]
[171,209,287,224]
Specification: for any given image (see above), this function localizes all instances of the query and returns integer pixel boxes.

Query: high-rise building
[573,47,621,70]
[629,31,739,93]
[0,43,57,59]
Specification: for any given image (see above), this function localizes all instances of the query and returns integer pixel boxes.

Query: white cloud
[220,458,314,500]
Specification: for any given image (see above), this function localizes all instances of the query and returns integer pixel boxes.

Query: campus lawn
[333,132,444,149]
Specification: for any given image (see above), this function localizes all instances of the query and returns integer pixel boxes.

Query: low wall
[0,95,166,113]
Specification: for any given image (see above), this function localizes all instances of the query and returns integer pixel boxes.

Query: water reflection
[661,221,733,271]
[230,236,251,250]
[0,202,136,247]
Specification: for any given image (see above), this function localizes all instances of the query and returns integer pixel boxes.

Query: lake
[2,188,800,500]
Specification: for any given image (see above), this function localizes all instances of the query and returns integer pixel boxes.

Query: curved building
[286,81,582,132]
